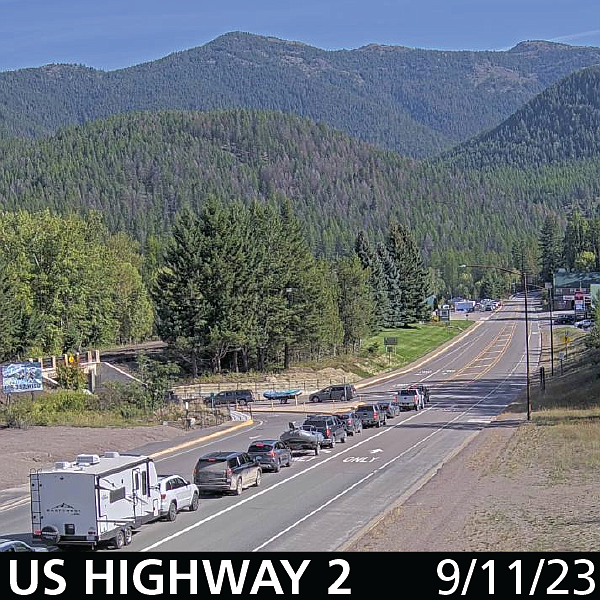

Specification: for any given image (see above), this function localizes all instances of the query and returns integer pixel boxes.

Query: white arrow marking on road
[370,449,383,454]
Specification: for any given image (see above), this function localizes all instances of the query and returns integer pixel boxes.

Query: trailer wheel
[166,501,178,522]
[189,493,199,511]
[113,529,125,550]
[123,527,133,546]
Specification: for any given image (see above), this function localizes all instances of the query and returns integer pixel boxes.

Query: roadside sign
[1,362,43,394]
[384,337,398,346]
[544,282,552,289]
[564,334,571,344]
[438,308,450,322]
[558,351,566,361]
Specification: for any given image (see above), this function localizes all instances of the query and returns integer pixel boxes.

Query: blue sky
[1,0,599,71]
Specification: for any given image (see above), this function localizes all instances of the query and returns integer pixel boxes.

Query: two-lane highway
[0,297,540,552]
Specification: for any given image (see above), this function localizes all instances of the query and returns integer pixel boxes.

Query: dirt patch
[0,424,189,491]
[348,407,600,552]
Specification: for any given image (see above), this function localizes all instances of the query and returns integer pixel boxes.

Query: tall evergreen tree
[154,207,207,377]
[376,243,406,327]
[539,215,563,281]
[563,211,590,270]
[387,224,429,324]
[336,256,375,349]
[355,232,390,328]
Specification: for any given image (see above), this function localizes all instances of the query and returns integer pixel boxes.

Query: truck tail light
[161,493,166,500]
[267,451,276,457]
[226,468,232,478]
[326,428,331,438]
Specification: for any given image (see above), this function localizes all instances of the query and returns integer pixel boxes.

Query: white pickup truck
[396,388,425,411]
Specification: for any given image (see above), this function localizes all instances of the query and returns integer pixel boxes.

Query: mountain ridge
[2,32,600,156]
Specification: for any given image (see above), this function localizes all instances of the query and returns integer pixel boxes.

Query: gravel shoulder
[0,424,192,492]
[348,406,600,552]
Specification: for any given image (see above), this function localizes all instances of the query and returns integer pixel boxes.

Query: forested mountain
[2,33,600,156]
[2,108,600,294]
[449,65,600,169]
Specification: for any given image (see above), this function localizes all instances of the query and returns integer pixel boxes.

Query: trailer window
[142,471,148,496]
[110,487,126,503]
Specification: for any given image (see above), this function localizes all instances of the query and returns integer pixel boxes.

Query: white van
[30,452,161,550]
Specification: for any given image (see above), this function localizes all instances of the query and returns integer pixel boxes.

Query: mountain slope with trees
[2,33,600,156]
[3,107,592,281]
[448,65,600,169]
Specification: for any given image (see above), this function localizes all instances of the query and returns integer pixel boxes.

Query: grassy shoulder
[464,332,600,550]
[337,321,473,379]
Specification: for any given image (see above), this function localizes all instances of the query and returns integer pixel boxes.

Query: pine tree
[387,224,429,324]
[377,243,405,327]
[563,211,590,270]
[355,232,390,328]
[539,215,563,281]
[336,256,375,349]
[154,207,208,377]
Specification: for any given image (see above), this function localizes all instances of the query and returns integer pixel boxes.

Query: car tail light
[34,530,41,536]
[373,410,377,417]
[226,468,232,478]
[268,451,276,457]
[326,428,331,438]
[347,419,352,425]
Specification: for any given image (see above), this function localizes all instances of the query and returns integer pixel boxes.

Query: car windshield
[357,405,373,411]
[304,420,326,428]
[196,457,227,467]
[249,443,273,452]
[400,390,416,395]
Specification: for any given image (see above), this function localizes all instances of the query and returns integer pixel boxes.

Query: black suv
[205,389,254,406]
[309,384,356,403]
[302,415,347,447]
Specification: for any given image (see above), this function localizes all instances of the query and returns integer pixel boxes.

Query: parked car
[555,315,575,325]
[193,452,261,495]
[157,475,199,521]
[576,319,593,329]
[0,539,49,552]
[205,389,255,406]
[337,411,363,436]
[396,388,425,411]
[355,404,386,428]
[309,384,356,403]
[377,401,400,419]
[302,415,347,447]
[247,440,293,472]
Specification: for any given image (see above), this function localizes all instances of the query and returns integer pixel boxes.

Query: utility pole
[523,270,531,421]
[549,284,555,376]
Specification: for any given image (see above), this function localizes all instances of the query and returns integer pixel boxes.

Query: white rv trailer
[30,451,161,549]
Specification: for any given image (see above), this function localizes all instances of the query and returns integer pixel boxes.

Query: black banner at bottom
[2,553,598,597]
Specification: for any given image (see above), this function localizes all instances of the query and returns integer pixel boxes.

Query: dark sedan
[377,401,400,418]
[337,411,363,435]
[247,440,293,472]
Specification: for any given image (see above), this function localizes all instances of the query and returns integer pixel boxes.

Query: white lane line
[139,408,432,552]
[252,353,526,552]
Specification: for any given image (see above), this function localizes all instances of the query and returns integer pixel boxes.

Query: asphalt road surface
[0,296,540,552]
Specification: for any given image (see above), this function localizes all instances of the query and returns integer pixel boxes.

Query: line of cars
[23,383,431,551]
